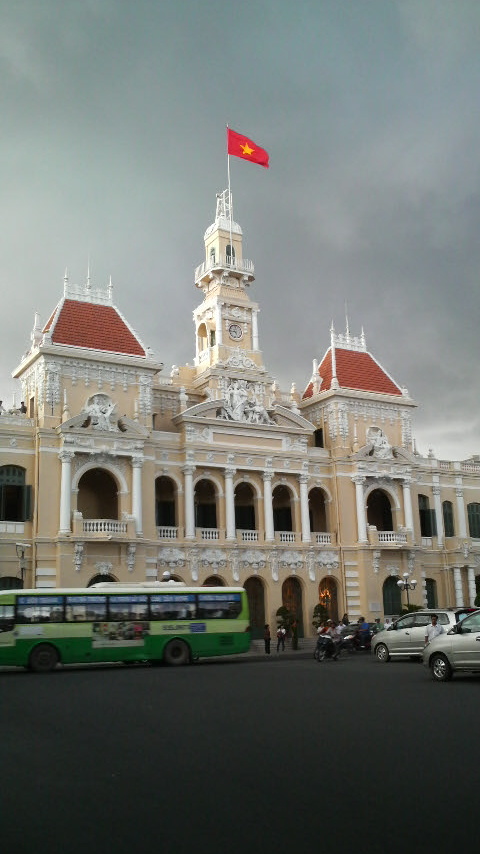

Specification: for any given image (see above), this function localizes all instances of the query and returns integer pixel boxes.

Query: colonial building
[1,189,479,636]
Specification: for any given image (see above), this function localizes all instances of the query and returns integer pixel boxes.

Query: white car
[423,609,480,681]
[372,608,477,662]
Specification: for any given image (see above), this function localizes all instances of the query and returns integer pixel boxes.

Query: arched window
[272,485,293,532]
[226,244,235,263]
[383,576,402,616]
[244,577,265,639]
[467,503,480,539]
[442,501,455,538]
[155,476,176,528]
[425,578,437,608]
[77,469,118,520]
[308,487,328,532]
[194,480,217,529]
[367,489,393,531]
[209,246,216,264]
[234,482,256,531]
[0,466,32,522]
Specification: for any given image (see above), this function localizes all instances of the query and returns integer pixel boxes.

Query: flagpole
[226,124,233,264]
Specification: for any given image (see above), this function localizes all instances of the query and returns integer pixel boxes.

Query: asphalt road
[1,654,478,854]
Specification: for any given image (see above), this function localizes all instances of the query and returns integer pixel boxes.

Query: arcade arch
[77,469,118,520]
[366,488,393,531]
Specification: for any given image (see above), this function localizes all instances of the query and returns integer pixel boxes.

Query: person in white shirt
[425,614,445,645]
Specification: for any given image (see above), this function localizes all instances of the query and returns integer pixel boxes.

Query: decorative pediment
[173,398,314,433]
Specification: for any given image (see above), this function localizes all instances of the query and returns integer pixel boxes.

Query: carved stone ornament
[316,550,339,570]
[74,542,84,571]
[200,549,227,569]
[224,349,256,370]
[278,550,303,570]
[240,550,266,570]
[217,379,274,424]
[84,394,119,432]
[126,543,136,573]
[366,426,393,459]
[95,562,113,575]
[158,547,186,569]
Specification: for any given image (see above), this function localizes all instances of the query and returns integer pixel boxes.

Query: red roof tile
[44,299,146,357]
[302,348,402,399]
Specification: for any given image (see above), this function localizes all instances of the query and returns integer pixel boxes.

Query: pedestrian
[264,623,271,655]
[276,625,286,652]
[373,617,384,633]
[424,614,445,646]
[341,613,349,627]
[19,401,27,414]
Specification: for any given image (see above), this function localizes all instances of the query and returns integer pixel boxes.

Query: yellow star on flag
[240,142,254,156]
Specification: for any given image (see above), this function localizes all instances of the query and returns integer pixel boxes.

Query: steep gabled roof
[43,298,146,357]
[302,346,403,399]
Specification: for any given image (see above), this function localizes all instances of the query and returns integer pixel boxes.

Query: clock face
[228,323,243,340]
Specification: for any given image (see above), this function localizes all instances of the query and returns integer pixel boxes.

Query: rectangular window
[442,501,455,538]
[467,504,480,538]
[418,496,437,537]
[65,595,107,622]
[16,595,64,623]
[108,595,149,621]
[150,594,197,620]
[196,593,242,619]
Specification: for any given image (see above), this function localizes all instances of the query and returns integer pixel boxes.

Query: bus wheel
[29,644,59,673]
[163,639,190,666]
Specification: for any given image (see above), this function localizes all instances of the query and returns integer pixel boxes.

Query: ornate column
[131,456,144,536]
[299,474,311,543]
[183,464,196,539]
[453,566,464,606]
[455,482,467,538]
[467,566,477,607]
[251,308,259,350]
[224,467,236,540]
[432,484,443,547]
[402,476,414,533]
[263,471,275,542]
[59,449,75,534]
[353,475,368,543]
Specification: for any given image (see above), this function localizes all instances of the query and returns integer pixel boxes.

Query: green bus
[0,582,251,672]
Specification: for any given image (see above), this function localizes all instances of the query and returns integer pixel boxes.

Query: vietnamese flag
[227,128,269,168]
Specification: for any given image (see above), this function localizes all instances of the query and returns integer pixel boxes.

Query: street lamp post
[397,571,417,608]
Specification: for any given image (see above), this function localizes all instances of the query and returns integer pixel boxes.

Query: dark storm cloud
[0,0,479,460]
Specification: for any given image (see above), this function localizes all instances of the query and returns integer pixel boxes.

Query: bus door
[0,605,16,648]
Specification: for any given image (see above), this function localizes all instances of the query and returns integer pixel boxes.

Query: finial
[86,258,91,290]
[108,275,113,300]
[345,300,349,336]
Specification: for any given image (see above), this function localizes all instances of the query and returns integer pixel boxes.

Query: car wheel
[29,644,59,673]
[431,653,452,682]
[375,643,390,663]
[163,639,190,666]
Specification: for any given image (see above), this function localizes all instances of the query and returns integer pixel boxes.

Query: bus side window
[0,605,14,632]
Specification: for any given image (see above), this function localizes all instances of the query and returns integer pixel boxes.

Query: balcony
[72,512,136,539]
[367,527,412,548]
[312,532,336,546]
[237,530,260,543]
[194,254,254,283]
[157,526,182,540]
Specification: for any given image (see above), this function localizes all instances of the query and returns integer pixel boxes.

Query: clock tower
[192,190,264,374]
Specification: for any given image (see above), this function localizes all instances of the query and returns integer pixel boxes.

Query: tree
[312,602,328,630]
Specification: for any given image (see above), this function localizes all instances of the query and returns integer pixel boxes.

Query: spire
[330,321,339,389]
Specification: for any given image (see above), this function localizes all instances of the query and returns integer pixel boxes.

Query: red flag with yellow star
[227,128,269,168]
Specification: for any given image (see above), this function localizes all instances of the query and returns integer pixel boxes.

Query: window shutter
[22,485,32,521]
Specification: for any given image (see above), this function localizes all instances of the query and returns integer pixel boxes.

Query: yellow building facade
[1,189,479,637]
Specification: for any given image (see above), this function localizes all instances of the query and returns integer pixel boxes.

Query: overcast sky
[1,0,479,461]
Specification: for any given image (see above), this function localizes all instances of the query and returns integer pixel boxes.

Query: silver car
[423,609,480,681]
[372,608,476,662]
